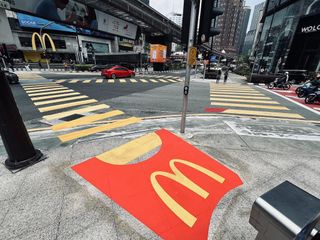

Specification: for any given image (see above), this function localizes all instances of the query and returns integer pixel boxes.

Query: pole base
[5,149,44,171]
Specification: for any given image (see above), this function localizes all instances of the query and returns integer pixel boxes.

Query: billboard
[5,0,137,39]
[150,44,167,63]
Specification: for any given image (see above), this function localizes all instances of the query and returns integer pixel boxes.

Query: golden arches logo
[31,32,56,52]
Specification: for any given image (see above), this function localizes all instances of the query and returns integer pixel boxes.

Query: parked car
[4,71,19,84]
[101,65,135,79]
[205,67,222,79]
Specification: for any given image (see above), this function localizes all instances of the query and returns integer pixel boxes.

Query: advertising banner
[5,0,137,39]
[150,44,167,63]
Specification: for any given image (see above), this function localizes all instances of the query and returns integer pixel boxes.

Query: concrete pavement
[0,115,319,240]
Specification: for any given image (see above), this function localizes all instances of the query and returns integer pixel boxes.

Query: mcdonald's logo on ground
[72,129,243,239]
[31,32,56,52]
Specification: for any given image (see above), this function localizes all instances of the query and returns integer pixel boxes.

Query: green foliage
[233,64,250,77]
[74,64,93,71]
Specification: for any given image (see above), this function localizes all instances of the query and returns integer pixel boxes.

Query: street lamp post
[39,22,54,71]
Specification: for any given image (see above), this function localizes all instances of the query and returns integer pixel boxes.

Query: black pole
[0,71,43,170]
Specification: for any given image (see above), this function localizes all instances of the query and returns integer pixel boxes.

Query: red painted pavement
[205,107,227,113]
[72,129,243,240]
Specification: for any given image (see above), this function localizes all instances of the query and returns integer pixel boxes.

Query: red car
[101,65,135,79]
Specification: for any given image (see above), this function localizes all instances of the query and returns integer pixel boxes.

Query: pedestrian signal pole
[180,0,198,133]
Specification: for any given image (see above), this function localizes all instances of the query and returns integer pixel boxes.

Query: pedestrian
[38,60,43,70]
[224,69,229,84]
[216,69,222,84]
[144,63,149,73]
[64,61,68,71]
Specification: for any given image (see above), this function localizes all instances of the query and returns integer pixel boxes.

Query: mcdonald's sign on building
[72,129,243,239]
[31,32,56,52]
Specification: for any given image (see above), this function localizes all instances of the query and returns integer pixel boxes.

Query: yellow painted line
[211,89,259,93]
[70,79,79,83]
[34,95,89,106]
[96,132,162,165]
[130,79,137,83]
[58,117,141,142]
[22,82,57,86]
[149,79,158,83]
[211,102,289,110]
[140,79,148,83]
[28,89,74,97]
[211,98,280,104]
[43,104,110,121]
[210,91,264,96]
[52,110,124,131]
[96,79,103,83]
[23,85,63,90]
[223,109,305,119]
[31,92,81,101]
[39,99,97,113]
[26,87,68,94]
[167,79,178,83]
[83,80,91,83]
[108,79,115,83]
[159,79,168,83]
[55,80,66,83]
[119,79,127,83]
[210,94,271,100]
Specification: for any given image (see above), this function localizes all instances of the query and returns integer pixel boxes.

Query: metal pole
[40,22,54,71]
[0,71,43,170]
[1,57,7,70]
[180,0,197,133]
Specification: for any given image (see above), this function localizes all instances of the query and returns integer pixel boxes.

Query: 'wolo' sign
[72,129,243,239]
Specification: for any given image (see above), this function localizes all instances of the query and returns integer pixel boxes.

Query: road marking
[52,110,124,131]
[34,95,89,106]
[26,87,68,93]
[211,98,280,104]
[70,79,79,83]
[22,82,57,86]
[211,102,289,110]
[108,79,115,83]
[23,85,63,90]
[31,92,81,101]
[58,117,141,142]
[119,79,127,83]
[167,79,178,83]
[159,79,168,83]
[28,89,74,97]
[83,80,91,83]
[130,79,138,83]
[96,132,162,165]
[223,109,305,119]
[149,79,158,83]
[210,94,271,100]
[96,79,103,83]
[55,80,66,83]
[140,79,148,83]
[43,104,110,120]
[210,91,264,96]
[39,99,97,113]
[212,89,259,93]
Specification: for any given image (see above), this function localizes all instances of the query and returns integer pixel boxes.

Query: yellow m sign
[31,32,56,52]
[150,159,225,228]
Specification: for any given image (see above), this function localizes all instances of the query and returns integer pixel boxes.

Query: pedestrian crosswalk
[207,83,305,119]
[52,77,182,84]
[22,83,141,142]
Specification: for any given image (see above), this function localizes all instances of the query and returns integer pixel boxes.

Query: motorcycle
[305,90,320,104]
[295,81,318,98]
[267,78,291,90]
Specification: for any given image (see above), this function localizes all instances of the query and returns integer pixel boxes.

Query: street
[0,71,319,239]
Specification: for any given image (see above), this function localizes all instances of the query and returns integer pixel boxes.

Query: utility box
[249,181,320,240]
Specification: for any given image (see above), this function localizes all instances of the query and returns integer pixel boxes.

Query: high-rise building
[140,0,150,5]
[238,6,251,54]
[168,12,183,27]
[212,0,246,56]
[243,1,265,56]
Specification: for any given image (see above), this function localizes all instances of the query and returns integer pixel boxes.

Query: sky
[150,0,265,32]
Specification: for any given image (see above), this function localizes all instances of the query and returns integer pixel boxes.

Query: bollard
[0,71,43,170]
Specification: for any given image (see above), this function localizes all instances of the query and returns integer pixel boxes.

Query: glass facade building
[254,0,320,73]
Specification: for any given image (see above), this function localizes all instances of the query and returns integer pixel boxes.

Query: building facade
[212,0,246,56]
[238,6,251,54]
[254,0,320,73]
[168,13,183,27]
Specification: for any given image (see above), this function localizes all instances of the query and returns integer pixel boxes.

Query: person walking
[38,60,43,70]
[224,69,229,84]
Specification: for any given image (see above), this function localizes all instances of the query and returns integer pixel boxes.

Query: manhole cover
[60,114,84,122]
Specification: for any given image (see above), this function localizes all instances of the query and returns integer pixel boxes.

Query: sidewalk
[0,115,319,239]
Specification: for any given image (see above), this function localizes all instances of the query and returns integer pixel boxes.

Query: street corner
[71,128,243,240]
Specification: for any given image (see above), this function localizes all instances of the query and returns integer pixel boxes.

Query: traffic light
[198,0,223,44]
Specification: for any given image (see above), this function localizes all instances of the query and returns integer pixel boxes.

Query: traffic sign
[188,47,197,65]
